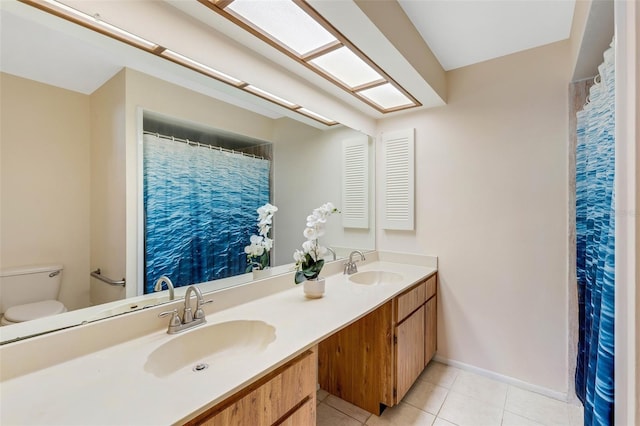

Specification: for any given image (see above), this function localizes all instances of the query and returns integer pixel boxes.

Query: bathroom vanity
[185,349,317,426]
[0,252,437,425]
[318,273,437,415]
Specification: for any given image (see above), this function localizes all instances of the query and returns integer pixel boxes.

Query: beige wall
[376,41,572,394]
[271,119,375,266]
[0,73,91,310]
[89,70,127,305]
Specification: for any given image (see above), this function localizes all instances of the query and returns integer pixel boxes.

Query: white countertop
[0,258,436,425]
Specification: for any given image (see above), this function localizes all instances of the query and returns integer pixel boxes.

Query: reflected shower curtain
[575,42,615,426]
[143,133,270,293]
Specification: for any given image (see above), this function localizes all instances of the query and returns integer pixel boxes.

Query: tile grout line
[322,396,371,425]
[499,384,511,426]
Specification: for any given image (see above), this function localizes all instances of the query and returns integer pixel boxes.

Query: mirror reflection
[0,2,375,344]
[142,115,274,291]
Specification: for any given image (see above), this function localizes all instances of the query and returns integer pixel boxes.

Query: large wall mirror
[0,1,375,343]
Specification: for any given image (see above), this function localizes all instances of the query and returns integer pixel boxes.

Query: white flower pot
[252,268,271,280]
[303,277,325,299]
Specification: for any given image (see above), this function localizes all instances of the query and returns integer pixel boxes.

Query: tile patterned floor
[316,362,584,426]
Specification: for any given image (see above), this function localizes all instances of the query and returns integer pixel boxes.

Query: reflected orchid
[245,203,278,272]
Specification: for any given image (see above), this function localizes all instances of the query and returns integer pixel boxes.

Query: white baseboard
[433,355,570,403]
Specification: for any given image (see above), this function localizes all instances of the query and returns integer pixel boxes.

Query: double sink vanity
[0,251,437,425]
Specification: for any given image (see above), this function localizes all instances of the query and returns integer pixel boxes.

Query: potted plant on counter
[293,202,339,298]
[245,203,278,279]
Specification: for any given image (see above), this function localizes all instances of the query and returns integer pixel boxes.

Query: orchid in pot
[245,203,278,273]
[293,202,339,297]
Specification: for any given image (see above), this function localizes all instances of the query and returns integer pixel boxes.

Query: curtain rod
[143,131,267,160]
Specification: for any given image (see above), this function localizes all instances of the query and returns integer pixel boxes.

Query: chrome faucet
[344,250,366,275]
[158,285,213,334]
[154,276,175,300]
[326,247,337,261]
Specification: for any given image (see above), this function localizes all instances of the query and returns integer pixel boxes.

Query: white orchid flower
[259,216,273,225]
[263,237,273,251]
[293,202,339,283]
[259,224,271,237]
[303,227,318,240]
[293,249,305,263]
[302,239,315,254]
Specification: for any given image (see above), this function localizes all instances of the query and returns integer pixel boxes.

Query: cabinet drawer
[279,397,315,426]
[396,282,426,323]
[425,274,437,301]
[190,350,317,426]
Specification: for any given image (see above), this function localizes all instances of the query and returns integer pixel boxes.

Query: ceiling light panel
[297,107,336,125]
[162,49,244,85]
[358,83,413,110]
[245,85,298,108]
[19,0,338,126]
[309,46,383,89]
[39,0,158,50]
[202,0,421,113]
[226,0,337,56]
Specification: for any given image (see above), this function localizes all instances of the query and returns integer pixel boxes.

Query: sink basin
[144,320,276,378]
[348,270,403,285]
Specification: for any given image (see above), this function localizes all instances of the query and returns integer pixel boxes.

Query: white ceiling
[0,0,578,123]
[398,0,576,71]
[0,8,122,95]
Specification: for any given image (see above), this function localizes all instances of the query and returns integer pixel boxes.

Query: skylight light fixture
[358,83,414,111]
[297,108,336,125]
[226,0,337,56]
[37,0,158,51]
[162,50,244,86]
[19,0,338,126]
[244,85,299,109]
[200,0,421,114]
[309,46,383,89]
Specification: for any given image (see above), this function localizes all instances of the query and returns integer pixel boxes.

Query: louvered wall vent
[342,135,370,229]
[381,129,415,230]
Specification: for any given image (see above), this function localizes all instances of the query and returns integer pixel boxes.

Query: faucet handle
[194,299,213,320]
[158,309,181,327]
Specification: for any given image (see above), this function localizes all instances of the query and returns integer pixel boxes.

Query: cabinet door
[425,296,437,365]
[318,300,394,415]
[395,305,425,402]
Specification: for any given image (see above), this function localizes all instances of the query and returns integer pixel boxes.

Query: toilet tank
[0,265,63,314]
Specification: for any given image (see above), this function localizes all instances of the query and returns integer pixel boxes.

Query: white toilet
[0,265,68,325]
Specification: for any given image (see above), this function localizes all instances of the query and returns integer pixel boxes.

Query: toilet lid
[4,300,66,322]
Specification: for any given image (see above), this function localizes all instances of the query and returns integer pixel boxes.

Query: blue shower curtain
[143,133,270,293]
[575,42,615,426]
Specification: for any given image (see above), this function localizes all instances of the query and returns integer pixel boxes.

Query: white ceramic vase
[303,277,325,299]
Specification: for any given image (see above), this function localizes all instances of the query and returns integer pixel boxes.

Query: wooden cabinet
[425,296,437,365]
[318,273,437,415]
[279,398,315,426]
[185,348,317,426]
[396,305,425,400]
[318,301,394,413]
[424,273,437,365]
